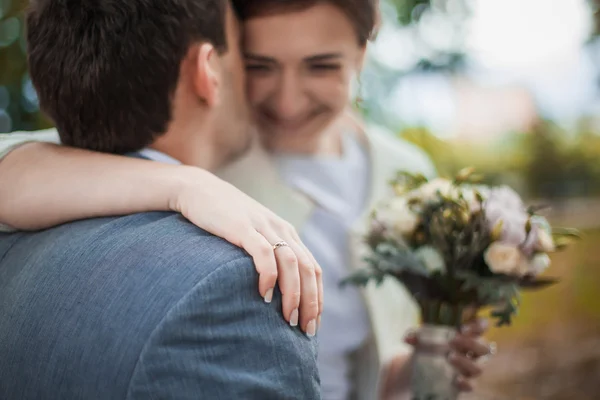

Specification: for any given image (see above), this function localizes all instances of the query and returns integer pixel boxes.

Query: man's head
[27,0,250,167]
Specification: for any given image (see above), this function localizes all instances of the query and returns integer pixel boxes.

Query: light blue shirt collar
[138,148,182,165]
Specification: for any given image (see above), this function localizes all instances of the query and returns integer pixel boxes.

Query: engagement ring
[478,342,497,363]
[488,342,497,356]
[272,241,290,251]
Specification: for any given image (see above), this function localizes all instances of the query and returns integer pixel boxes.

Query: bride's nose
[271,71,309,121]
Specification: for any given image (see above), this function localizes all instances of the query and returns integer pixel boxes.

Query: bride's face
[243,3,365,152]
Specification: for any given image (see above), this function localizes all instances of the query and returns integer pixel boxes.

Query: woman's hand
[445,318,494,391]
[172,167,323,336]
[381,318,493,399]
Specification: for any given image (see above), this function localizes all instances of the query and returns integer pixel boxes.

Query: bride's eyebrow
[244,53,276,63]
[304,53,343,62]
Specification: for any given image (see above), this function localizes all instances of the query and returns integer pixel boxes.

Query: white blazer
[0,126,436,398]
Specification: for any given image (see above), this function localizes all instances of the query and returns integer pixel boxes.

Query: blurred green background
[1,0,599,398]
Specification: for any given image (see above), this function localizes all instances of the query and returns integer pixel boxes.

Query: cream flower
[535,229,555,253]
[414,246,446,274]
[484,242,528,276]
[415,178,455,202]
[460,185,489,214]
[377,197,420,238]
[529,253,551,275]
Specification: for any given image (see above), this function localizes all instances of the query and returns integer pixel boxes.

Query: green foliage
[400,122,600,199]
[592,0,600,36]
[384,0,470,71]
[390,170,429,192]
[0,0,48,132]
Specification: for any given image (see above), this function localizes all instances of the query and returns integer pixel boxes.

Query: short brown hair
[232,0,377,45]
[27,0,228,154]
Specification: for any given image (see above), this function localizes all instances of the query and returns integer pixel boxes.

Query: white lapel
[216,140,315,231]
[350,126,436,371]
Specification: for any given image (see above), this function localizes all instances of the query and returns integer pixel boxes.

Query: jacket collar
[216,128,394,233]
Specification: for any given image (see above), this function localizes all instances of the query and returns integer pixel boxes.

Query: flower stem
[421,301,466,327]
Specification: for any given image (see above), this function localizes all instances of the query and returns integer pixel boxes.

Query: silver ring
[488,342,497,356]
[479,342,497,364]
[272,241,290,251]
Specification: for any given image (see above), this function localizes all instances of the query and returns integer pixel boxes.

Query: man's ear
[193,43,220,107]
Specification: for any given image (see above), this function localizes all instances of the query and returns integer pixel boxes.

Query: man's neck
[149,122,222,172]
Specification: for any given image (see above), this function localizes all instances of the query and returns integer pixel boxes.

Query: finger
[273,245,301,328]
[448,352,483,378]
[460,318,489,337]
[283,235,319,336]
[258,229,302,329]
[238,228,278,302]
[288,228,323,321]
[403,330,418,346]
[315,263,323,329]
[454,376,474,392]
[450,335,490,359]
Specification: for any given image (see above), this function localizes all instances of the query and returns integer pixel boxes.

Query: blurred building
[451,77,537,142]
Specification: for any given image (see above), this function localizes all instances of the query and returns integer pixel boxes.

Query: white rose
[461,186,489,214]
[378,198,420,237]
[460,188,478,212]
[484,242,528,276]
[535,229,555,252]
[414,246,446,274]
[416,178,455,202]
[529,253,551,275]
[474,185,491,200]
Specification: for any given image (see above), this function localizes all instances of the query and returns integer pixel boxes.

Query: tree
[0,0,48,132]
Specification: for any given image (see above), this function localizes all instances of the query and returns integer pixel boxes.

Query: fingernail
[290,309,299,327]
[454,376,474,392]
[479,318,489,330]
[306,319,317,337]
[460,325,472,334]
[317,314,322,329]
[263,288,274,304]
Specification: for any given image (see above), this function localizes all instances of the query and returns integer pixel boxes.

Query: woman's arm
[0,141,323,335]
[0,129,61,231]
[0,142,186,230]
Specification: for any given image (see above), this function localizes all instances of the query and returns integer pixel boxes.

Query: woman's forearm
[0,143,199,230]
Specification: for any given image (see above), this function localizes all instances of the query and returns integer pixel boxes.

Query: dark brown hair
[232,0,378,45]
[26,0,228,154]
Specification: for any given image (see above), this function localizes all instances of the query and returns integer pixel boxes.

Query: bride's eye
[309,63,341,73]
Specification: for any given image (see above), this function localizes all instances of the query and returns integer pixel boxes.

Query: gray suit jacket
[0,212,320,399]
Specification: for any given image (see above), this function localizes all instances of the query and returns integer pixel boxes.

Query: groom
[0,0,319,399]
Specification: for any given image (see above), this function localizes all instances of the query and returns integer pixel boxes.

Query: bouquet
[345,168,580,400]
